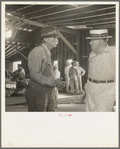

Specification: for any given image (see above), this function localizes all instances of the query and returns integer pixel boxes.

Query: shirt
[64,65,71,75]
[28,43,56,87]
[69,66,78,77]
[88,45,115,80]
[75,66,85,76]
[21,68,25,76]
[53,69,60,79]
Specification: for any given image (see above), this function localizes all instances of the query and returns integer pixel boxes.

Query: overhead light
[23,28,27,31]
[66,25,87,29]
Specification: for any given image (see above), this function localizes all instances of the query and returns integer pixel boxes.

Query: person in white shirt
[53,64,61,108]
[85,29,115,112]
[64,60,72,93]
[74,61,85,93]
[53,64,60,79]
[69,61,79,94]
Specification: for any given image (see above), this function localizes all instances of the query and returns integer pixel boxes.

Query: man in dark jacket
[25,27,64,112]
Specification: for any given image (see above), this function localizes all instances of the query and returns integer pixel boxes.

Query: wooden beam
[8,5,34,14]
[11,29,18,40]
[48,12,115,25]
[5,41,31,47]
[92,24,115,29]
[29,4,92,19]
[6,13,45,28]
[53,17,115,26]
[54,26,79,34]
[23,5,59,17]
[57,31,78,55]
[6,49,18,57]
[15,49,28,60]
[5,47,14,54]
[87,21,115,26]
[6,47,25,59]
[6,14,79,34]
[40,5,115,22]
[6,46,21,55]
[5,45,12,50]
[77,34,80,61]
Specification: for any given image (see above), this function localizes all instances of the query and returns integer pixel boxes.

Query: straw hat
[86,29,112,39]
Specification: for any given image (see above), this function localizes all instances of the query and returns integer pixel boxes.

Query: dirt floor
[5,92,86,112]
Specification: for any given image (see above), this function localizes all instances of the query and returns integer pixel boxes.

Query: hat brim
[41,34,59,39]
[86,36,112,39]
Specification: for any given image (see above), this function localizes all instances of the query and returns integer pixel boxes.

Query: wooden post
[77,34,80,62]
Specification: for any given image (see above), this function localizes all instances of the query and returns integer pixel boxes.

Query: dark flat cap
[41,27,59,39]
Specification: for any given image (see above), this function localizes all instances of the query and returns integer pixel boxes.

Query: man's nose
[56,38,58,43]
[90,40,92,45]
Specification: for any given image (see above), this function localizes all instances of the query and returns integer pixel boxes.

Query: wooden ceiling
[5,4,116,59]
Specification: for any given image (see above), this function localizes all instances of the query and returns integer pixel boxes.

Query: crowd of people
[64,60,85,95]
[24,26,115,112]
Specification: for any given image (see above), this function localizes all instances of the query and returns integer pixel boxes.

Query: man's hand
[55,78,65,88]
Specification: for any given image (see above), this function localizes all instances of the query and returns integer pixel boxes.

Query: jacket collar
[41,43,51,57]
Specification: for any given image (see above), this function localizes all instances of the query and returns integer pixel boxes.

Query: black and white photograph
[1,1,119,147]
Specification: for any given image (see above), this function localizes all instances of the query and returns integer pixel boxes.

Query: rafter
[5,13,45,28]
[53,17,115,26]
[5,45,12,50]
[41,5,115,22]
[6,13,79,34]
[5,47,14,54]
[93,24,115,29]
[22,5,59,17]
[6,46,23,57]
[57,31,78,55]
[6,47,26,59]
[5,41,31,47]
[48,11,115,25]
[28,4,92,19]
[8,5,35,14]
[6,46,21,56]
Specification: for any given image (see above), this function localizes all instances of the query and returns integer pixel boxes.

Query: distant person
[85,29,115,112]
[13,64,25,81]
[64,60,72,93]
[69,61,79,94]
[74,61,85,93]
[53,64,60,79]
[53,64,61,108]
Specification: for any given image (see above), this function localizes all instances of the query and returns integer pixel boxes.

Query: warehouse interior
[5,4,116,112]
